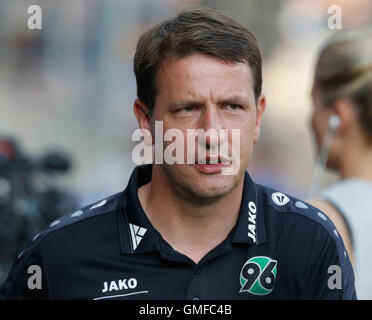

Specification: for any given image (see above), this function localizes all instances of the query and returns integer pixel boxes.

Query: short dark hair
[133,7,262,113]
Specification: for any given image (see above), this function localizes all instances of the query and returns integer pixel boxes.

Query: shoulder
[255,183,349,265]
[307,198,351,241]
[257,184,341,242]
[320,179,372,207]
[256,184,356,299]
[0,192,124,299]
[18,191,122,258]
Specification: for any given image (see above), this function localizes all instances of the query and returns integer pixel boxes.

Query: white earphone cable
[308,115,340,198]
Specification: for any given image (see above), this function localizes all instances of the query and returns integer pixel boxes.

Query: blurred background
[0,0,371,284]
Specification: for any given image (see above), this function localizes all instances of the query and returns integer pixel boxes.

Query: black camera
[0,136,77,284]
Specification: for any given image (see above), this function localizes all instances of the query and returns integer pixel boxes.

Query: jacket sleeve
[308,234,357,300]
[0,242,51,300]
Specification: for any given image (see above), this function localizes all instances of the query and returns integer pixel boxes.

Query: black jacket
[0,165,357,299]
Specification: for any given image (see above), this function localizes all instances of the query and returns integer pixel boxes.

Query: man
[1,8,356,299]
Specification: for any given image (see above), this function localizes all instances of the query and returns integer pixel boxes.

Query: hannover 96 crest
[240,256,277,295]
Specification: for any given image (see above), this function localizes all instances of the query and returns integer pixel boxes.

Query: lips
[194,162,226,173]
[194,155,231,173]
[204,156,220,164]
[199,153,231,163]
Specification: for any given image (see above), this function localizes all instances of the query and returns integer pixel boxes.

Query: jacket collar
[117,164,267,255]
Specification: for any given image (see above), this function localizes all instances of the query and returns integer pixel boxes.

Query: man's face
[143,53,265,201]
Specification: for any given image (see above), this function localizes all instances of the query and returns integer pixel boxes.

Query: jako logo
[247,201,257,243]
[240,256,277,295]
[102,278,137,293]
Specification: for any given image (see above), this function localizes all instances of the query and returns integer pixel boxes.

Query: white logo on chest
[248,201,257,243]
[102,278,137,293]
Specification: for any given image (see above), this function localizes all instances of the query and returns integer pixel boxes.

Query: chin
[184,167,245,202]
[189,178,236,199]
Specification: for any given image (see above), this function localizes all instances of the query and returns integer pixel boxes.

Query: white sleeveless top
[320,179,372,300]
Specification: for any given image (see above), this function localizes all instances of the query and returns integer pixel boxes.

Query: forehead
[155,53,254,102]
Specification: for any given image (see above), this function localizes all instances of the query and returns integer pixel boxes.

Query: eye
[224,104,241,110]
[177,105,197,113]
[184,106,196,112]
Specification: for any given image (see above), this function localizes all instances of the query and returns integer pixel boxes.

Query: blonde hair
[315,27,372,143]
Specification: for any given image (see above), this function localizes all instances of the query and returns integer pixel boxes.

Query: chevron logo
[129,223,147,251]
[271,192,290,206]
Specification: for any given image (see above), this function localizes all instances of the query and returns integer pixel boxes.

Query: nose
[198,105,227,149]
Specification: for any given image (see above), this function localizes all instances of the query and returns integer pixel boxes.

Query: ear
[133,98,153,145]
[253,93,266,144]
[331,99,356,135]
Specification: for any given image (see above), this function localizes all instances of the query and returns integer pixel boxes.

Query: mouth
[194,155,231,173]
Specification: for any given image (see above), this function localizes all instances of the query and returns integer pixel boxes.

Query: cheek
[237,126,255,157]
[310,112,318,136]
[311,110,326,148]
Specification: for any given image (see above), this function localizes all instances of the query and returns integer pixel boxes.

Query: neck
[338,141,372,182]
[138,167,244,263]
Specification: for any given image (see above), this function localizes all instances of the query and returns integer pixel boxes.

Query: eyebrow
[169,100,202,109]
[169,95,251,109]
[217,95,250,107]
